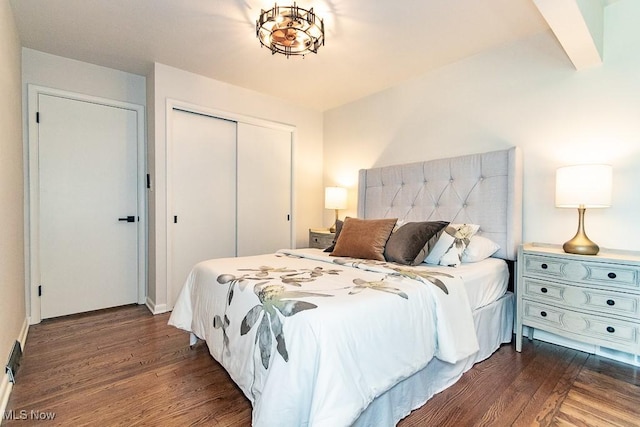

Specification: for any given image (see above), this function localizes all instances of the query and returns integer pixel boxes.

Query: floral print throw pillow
[424,223,480,267]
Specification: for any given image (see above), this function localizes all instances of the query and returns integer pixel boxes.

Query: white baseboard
[17,318,29,348]
[0,374,14,426]
[145,297,168,315]
[0,317,29,424]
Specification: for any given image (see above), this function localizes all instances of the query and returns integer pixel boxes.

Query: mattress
[447,257,509,310]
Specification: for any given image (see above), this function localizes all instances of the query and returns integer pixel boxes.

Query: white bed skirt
[354,291,514,426]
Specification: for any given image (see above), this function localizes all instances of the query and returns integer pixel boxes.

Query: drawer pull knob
[540,311,547,317]
[606,326,615,333]
[541,263,548,269]
[608,272,617,279]
[541,287,548,293]
[606,299,615,306]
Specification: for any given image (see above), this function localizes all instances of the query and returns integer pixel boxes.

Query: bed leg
[189,333,198,347]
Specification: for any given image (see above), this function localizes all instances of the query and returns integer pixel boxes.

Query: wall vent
[5,340,22,384]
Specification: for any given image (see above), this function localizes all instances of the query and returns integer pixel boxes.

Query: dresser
[516,243,640,356]
[308,229,335,250]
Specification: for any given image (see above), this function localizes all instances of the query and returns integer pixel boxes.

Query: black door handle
[118,216,135,223]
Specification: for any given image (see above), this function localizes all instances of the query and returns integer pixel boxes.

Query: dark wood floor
[4,305,640,426]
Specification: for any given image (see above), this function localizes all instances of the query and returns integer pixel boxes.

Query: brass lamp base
[563,236,599,255]
[563,207,599,255]
[329,209,338,233]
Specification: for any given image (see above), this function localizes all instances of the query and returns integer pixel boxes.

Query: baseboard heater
[5,340,22,384]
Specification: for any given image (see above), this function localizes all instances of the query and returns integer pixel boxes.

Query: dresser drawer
[523,254,640,291]
[522,278,640,319]
[522,300,640,353]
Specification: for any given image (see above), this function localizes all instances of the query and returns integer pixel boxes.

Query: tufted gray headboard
[357,147,523,261]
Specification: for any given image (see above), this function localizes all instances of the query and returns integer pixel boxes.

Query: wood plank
[477,343,583,426]
[5,305,640,426]
[514,349,589,426]
[452,341,568,425]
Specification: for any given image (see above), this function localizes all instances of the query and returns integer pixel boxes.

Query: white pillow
[392,219,407,232]
[424,223,480,267]
[461,235,500,263]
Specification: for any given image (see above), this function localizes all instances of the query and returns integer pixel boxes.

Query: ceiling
[9,0,552,111]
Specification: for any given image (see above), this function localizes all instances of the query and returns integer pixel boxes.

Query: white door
[171,110,237,305]
[38,94,139,319]
[237,123,292,256]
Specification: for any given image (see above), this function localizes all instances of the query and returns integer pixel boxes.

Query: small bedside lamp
[555,164,612,255]
[325,187,347,233]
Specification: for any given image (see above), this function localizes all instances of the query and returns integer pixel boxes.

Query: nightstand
[309,228,335,250]
[516,243,640,356]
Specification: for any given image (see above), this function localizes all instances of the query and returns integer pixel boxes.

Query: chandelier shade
[256,3,325,58]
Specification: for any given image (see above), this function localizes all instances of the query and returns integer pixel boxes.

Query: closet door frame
[165,99,296,309]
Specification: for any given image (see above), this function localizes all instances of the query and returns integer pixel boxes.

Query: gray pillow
[384,221,449,265]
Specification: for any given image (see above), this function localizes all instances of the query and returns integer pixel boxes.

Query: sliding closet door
[237,123,292,256]
[171,110,237,303]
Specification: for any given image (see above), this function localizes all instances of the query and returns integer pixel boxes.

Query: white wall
[149,63,324,311]
[22,48,146,105]
[323,0,640,252]
[0,0,26,413]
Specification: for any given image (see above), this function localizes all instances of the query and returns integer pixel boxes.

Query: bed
[169,147,523,426]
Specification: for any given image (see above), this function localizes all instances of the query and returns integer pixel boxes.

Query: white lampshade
[555,164,612,208]
[324,187,348,210]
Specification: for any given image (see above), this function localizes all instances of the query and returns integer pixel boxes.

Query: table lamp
[325,187,347,233]
[555,164,612,255]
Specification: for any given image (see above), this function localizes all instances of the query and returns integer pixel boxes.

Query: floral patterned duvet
[168,248,479,427]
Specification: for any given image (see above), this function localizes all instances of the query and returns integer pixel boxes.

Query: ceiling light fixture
[256,3,325,58]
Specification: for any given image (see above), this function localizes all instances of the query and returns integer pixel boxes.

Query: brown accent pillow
[384,221,449,265]
[323,219,344,252]
[330,217,397,261]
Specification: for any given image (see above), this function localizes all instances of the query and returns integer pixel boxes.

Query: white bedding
[292,248,509,311]
[169,249,485,427]
[448,257,509,310]
[355,291,514,426]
